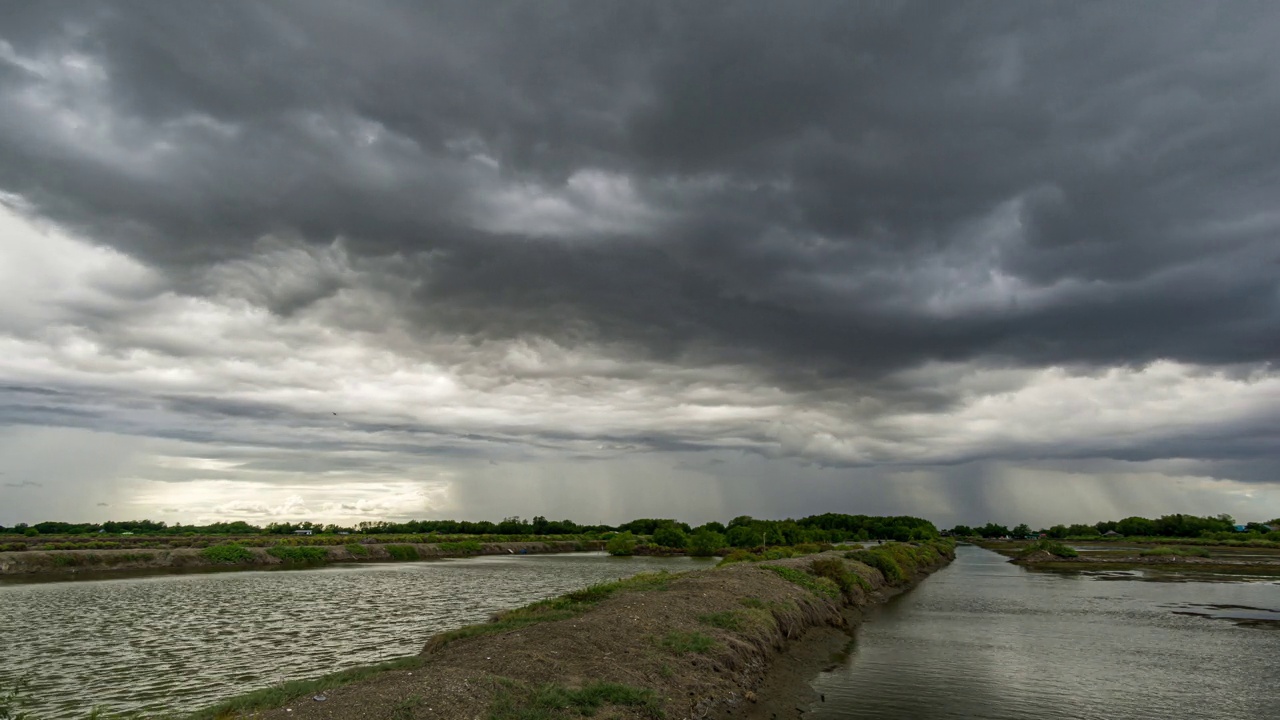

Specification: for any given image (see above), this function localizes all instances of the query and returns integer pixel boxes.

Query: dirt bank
[0,540,588,578]
[193,541,954,720]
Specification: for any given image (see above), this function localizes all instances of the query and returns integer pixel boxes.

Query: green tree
[652,526,688,549]
[976,523,1010,538]
[606,531,637,556]
[687,529,726,557]
[950,525,974,537]
[1012,523,1032,538]
[1115,516,1157,537]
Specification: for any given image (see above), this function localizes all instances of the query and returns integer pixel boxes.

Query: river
[806,545,1279,719]
[0,552,708,718]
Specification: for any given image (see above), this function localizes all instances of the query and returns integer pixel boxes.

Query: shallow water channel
[0,552,707,717]
[806,545,1279,720]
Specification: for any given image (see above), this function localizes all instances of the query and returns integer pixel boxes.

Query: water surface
[807,545,1278,719]
[0,553,705,717]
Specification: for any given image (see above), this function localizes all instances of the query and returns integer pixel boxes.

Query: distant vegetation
[950,514,1280,545]
[1,513,942,560]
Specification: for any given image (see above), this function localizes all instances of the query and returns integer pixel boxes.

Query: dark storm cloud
[1,0,1277,385]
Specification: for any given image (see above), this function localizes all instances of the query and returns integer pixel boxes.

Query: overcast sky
[1,1,1278,529]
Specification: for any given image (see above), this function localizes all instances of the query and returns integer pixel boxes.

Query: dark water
[0,552,706,717]
[807,545,1279,720]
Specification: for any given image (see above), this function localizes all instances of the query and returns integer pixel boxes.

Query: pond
[0,552,708,717]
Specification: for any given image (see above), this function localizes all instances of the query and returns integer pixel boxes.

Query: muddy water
[807,545,1279,719]
[0,552,707,717]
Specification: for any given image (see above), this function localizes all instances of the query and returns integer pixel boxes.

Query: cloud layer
[1,2,1278,526]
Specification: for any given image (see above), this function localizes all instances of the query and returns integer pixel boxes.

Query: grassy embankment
[0,536,597,577]
[975,537,1280,576]
[0,539,954,720]
[194,538,954,720]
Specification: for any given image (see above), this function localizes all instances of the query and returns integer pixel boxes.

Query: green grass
[845,549,906,583]
[698,610,747,631]
[428,573,676,650]
[489,681,663,720]
[760,564,841,599]
[199,543,254,564]
[266,545,329,563]
[345,542,370,556]
[809,557,873,596]
[738,596,766,609]
[391,694,424,720]
[186,655,426,719]
[438,540,484,554]
[659,630,716,654]
[385,544,420,561]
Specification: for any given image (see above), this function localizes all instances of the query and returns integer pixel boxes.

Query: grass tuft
[385,544,420,561]
[760,564,842,599]
[199,543,254,564]
[266,545,329,563]
[660,631,716,654]
[489,680,663,720]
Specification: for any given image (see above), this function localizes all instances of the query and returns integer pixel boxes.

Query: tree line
[950,513,1280,540]
[0,513,940,543]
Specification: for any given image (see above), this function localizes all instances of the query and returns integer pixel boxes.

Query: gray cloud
[0,1,1278,524]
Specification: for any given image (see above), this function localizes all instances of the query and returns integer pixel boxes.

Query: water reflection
[807,546,1279,720]
[0,552,707,717]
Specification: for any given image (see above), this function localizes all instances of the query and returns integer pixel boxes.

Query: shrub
[267,546,329,563]
[345,543,369,556]
[810,557,872,597]
[846,549,905,583]
[385,544,419,561]
[687,529,726,557]
[438,540,483,554]
[200,543,254,564]
[652,526,688,549]
[1021,539,1079,559]
[717,549,762,566]
[606,531,637,556]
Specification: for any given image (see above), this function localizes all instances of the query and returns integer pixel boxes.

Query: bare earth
[225,549,953,720]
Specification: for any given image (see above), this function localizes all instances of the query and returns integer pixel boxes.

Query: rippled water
[0,553,707,717]
[807,545,1279,720]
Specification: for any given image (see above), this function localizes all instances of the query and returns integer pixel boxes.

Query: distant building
[1234,525,1248,532]
[294,529,313,536]
[1103,530,1121,537]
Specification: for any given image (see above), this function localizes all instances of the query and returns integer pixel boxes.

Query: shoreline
[187,540,955,720]
[719,567,938,720]
[0,540,602,579]
[972,539,1280,577]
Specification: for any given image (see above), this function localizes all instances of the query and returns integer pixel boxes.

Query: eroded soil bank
[196,541,955,720]
[0,540,589,578]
